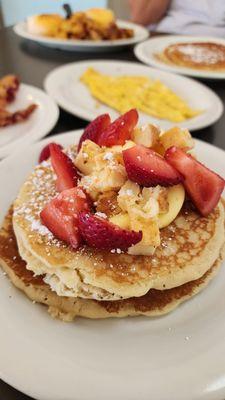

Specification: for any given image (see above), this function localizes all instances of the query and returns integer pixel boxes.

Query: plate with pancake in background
[44,60,223,131]
[135,35,225,79]
[13,7,149,52]
[0,74,59,159]
[0,109,225,400]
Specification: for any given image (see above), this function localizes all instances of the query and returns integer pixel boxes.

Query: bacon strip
[0,75,19,108]
[0,104,37,127]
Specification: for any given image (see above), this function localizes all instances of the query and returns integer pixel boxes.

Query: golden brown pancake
[1,209,224,321]
[156,42,225,71]
[12,149,225,300]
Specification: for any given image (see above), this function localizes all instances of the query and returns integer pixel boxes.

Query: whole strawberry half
[123,144,183,187]
[98,109,138,147]
[78,212,142,251]
[39,142,63,163]
[40,187,90,249]
[50,143,80,192]
[77,113,111,151]
[165,146,225,216]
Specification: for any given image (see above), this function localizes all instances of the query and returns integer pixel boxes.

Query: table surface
[0,26,225,400]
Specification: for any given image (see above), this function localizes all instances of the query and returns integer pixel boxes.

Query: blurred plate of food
[44,60,223,131]
[0,75,59,158]
[135,35,225,79]
[13,7,149,52]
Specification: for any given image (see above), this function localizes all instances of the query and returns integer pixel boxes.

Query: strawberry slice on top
[39,142,63,163]
[78,212,142,251]
[40,187,90,249]
[123,144,183,187]
[98,109,138,147]
[165,146,225,216]
[50,143,80,192]
[77,113,111,151]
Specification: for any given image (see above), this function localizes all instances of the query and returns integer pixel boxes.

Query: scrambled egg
[80,68,201,123]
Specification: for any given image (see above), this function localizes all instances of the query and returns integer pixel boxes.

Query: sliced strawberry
[50,143,80,192]
[39,142,63,163]
[40,187,90,249]
[78,212,142,251]
[123,144,183,187]
[98,109,138,147]
[165,146,225,216]
[77,114,111,151]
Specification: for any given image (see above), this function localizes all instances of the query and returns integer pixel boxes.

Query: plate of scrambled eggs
[44,60,223,131]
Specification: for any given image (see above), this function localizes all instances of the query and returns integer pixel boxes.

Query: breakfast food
[0,75,19,108]
[0,109,224,321]
[27,14,63,37]
[0,105,37,128]
[0,75,37,128]
[27,8,133,41]
[81,68,201,122]
[155,42,225,71]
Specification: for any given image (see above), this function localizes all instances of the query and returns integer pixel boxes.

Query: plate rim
[0,83,59,159]
[2,127,225,161]
[13,20,149,49]
[134,35,225,79]
[0,130,225,400]
[43,59,224,131]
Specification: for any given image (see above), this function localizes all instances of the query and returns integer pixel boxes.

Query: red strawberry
[98,109,138,147]
[123,144,183,187]
[40,187,90,249]
[78,212,142,251]
[165,146,225,216]
[50,143,80,192]
[77,114,111,151]
[39,142,63,163]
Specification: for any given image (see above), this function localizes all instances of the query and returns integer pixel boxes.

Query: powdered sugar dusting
[13,147,77,247]
[30,219,52,236]
[173,43,225,65]
[95,212,107,219]
[103,152,113,161]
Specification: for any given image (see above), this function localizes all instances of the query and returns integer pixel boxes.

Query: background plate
[0,131,225,400]
[134,36,225,79]
[13,20,149,52]
[44,60,223,131]
[0,83,59,159]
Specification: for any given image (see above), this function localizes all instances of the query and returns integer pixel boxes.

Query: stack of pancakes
[0,149,224,321]
[156,42,225,71]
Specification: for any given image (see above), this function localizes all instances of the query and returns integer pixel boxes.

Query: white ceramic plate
[44,60,223,132]
[0,130,225,400]
[134,35,225,79]
[0,83,59,159]
[13,20,149,52]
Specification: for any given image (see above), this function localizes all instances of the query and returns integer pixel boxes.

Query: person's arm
[128,0,171,25]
